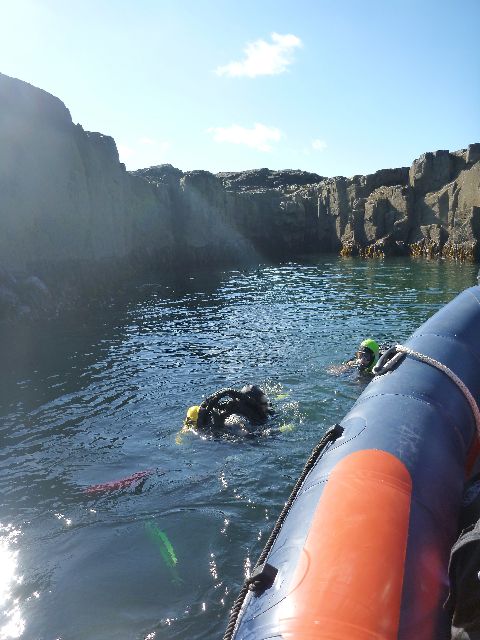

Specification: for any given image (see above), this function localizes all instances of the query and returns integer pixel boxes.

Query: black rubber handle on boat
[246,562,278,594]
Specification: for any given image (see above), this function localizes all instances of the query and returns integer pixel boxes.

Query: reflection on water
[0,524,25,640]
[0,256,477,639]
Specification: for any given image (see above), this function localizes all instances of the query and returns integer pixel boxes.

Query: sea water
[0,256,477,640]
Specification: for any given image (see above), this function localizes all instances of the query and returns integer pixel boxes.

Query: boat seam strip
[374,344,480,439]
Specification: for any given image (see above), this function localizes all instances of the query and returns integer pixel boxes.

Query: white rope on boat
[373,344,480,439]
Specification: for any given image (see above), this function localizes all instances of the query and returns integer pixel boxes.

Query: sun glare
[0,525,25,640]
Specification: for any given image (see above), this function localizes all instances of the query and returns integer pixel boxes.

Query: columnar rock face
[1,72,480,318]
[409,154,480,260]
[0,73,176,276]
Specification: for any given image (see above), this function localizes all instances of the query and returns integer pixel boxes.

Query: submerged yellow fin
[175,425,191,445]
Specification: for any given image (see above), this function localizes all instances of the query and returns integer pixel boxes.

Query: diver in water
[354,338,380,374]
[184,385,274,435]
[328,338,383,377]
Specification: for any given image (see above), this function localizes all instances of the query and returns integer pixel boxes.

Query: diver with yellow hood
[185,385,274,434]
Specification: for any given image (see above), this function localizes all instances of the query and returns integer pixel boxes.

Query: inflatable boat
[224,286,480,640]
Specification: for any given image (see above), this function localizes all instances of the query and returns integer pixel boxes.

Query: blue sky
[1,0,479,176]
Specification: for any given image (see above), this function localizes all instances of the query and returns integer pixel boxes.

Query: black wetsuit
[197,389,273,431]
[445,472,480,638]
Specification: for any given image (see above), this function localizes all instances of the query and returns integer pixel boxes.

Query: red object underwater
[84,470,153,495]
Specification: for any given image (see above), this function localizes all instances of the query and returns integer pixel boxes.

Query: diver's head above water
[240,384,271,418]
[184,405,200,428]
[356,339,380,373]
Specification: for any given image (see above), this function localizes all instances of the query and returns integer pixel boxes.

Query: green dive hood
[360,338,380,371]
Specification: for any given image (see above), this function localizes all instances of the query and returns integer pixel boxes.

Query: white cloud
[215,32,302,78]
[208,123,282,152]
[118,138,171,169]
[312,139,327,151]
[117,143,135,160]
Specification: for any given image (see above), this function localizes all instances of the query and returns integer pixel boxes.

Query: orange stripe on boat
[279,450,412,640]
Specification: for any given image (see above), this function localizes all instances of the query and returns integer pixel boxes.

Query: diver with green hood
[327,338,384,377]
[355,338,380,374]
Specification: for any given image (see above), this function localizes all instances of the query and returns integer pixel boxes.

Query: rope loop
[372,345,406,375]
[373,344,480,439]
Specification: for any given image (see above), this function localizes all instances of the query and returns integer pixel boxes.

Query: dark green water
[0,256,477,640]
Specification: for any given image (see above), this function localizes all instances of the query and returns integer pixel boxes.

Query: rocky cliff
[136,147,480,263]
[1,72,479,319]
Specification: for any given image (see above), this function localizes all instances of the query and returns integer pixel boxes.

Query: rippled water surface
[0,256,477,640]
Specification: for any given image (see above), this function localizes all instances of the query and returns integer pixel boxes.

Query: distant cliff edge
[1,72,479,319]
